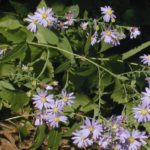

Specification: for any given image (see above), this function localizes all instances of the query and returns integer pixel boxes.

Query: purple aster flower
[48,114,67,128]
[100,6,116,22]
[25,15,38,32]
[101,29,120,46]
[64,11,75,26]
[47,100,63,114]
[126,130,148,150]
[91,31,99,46]
[72,130,93,148]
[140,54,150,66]
[115,127,129,143]
[34,7,57,27]
[141,87,150,106]
[133,103,150,123]
[98,136,111,149]
[32,91,54,110]
[129,27,141,39]
[145,77,150,88]
[80,117,103,140]
[34,110,50,126]
[60,90,75,106]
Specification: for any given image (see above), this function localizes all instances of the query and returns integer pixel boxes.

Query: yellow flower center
[63,96,68,102]
[89,126,94,132]
[147,55,150,60]
[112,147,118,150]
[54,117,60,122]
[53,107,59,113]
[128,137,135,144]
[42,13,48,19]
[112,124,118,130]
[107,9,113,15]
[106,30,111,36]
[41,97,46,103]
[141,109,148,116]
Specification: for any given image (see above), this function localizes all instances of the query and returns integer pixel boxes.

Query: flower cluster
[133,55,150,123]
[25,6,141,47]
[32,87,75,128]
[72,116,148,149]
[25,7,57,32]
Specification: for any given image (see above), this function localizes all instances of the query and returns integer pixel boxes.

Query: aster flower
[141,87,150,106]
[80,22,88,30]
[25,15,38,32]
[133,104,150,123]
[34,110,50,126]
[91,31,99,46]
[129,27,141,39]
[72,130,93,148]
[34,7,57,27]
[60,90,75,106]
[140,54,150,66]
[98,136,111,149]
[64,11,75,26]
[48,114,67,128]
[115,127,129,143]
[80,117,103,140]
[100,6,116,22]
[126,130,148,150]
[101,29,120,46]
[47,100,63,114]
[32,91,54,110]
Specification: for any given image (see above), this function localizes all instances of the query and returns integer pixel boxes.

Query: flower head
[100,6,116,22]
[32,91,54,110]
[101,29,120,46]
[72,130,93,148]
[35,7,57,27]
[145,77,150,88]
[140,54,150,66]
[48,114,67,128]
[129,27,141,39]
[141,87,150,106]
[60,90,75,106]
[80,22,88,30]
[25,15,38,32]
[80,118,103,139]
[126,130,148,150]
[133,103,150,123]
[91,31,99,46]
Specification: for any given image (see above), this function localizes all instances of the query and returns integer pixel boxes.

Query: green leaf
[143,122,150,132]
[122,41,150,60]
[0,89,29,111]
[0,64,15,76]
[0,81,15,90]
[10,0,28,16]
[30,125,46,150]
[111,79,128,104]
[84,35,91,55]
[55,61,71,74]
[73,93,91,108]
[63,122,82,137]
[58,35,74,61]
[37,0,47,8]
[35,26,58,45]
[0,15,21,30]
[68,5,79,18]
[0,29,27,43]
[48,129,62,150]
[100,41,111,52]
[1,44,27,62]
